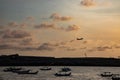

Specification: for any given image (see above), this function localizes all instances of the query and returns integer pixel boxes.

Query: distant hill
[0,54,120,66]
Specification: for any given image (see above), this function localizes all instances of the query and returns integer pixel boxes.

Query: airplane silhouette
[76,38,84,40]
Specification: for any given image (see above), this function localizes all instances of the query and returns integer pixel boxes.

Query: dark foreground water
[0,66,120,80]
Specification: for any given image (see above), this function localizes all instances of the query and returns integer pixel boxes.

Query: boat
[17,70,38,75]
[40,67,51,71]
[61,67,71,72]
[54,71,71,77]
[112,74,120,80]
[15,69,31,73]
[3,67,22,72]
[100,72,113,77]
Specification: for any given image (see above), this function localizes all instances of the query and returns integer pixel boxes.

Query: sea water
[0,66,120,80]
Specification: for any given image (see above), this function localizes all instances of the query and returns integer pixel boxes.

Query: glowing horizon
[0,0,120,58]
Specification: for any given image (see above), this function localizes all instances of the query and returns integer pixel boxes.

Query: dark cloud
[26,16,35,21]
[0,30,4,35]
[20,38,33,45]
[66,25,80,31]
[0,44,17,50]
[0,38,4,43]
[66,47,76,51]
[0,25,4,29]
[57,40,77,51]
[2,29,31,39]
[80,0,111,7]
[8,22,18,27]
[88,46,113,52]
[96,46,112,51]
[80,0,96,7]
[88,48,95,52]
[69,39,76,43]
[37,43,56,51]
[0,43,36,51]
[0,44,10,49]
[80,47,87,49]
[37,40,76,51]
[34,22,56,29]
[114,45,120,49]
[19,23,27,28]
[0,38,84,51]
[50,13,72,21]
[34,22,80,32]
[82,41,87,44]
[19,47,37,51]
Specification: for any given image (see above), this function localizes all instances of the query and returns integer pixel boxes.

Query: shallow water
[0,66,120,80]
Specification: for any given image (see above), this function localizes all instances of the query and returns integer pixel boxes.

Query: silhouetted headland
[0,54,120,66]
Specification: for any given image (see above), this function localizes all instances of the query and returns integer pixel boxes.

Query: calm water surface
[0,66,120,80]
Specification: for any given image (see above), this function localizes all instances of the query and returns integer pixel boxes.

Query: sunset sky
[0,0,120,58]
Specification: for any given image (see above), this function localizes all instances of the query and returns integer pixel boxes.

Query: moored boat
[54,71,71,77]
[14,69,31,73]
[17,70,38,74]
[100,72,113,77]
[40,67,51,71]
[61,67,71,72]
[112,74,120,80]
[3,67,22,72]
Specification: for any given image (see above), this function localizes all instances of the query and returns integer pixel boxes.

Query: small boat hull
[15,70,31,73]
[3,67,22,72]
[54,72,71,77]
[100,72,113,77]
[40,67,51,71]
[17,71,38,75]
[112,77,120,80]
[101,74,113,77]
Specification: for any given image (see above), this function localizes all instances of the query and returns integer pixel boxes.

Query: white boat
[55,67,72,77]
[112,74,120,80]
[40,67,51,71]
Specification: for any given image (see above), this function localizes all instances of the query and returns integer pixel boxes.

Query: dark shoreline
[0,54,120,67]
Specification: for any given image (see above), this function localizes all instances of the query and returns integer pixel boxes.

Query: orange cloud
[2,29,31,39]
[20,38,33,45]
[34,22,56,29]
[66,25,80,31]
[80,0,112,7]
[26,16,35,21]
[66,47,76,51]
[50,13,72,21]
[37,43,56,51]
[0,44,15,50]
[96,46,112,51]
[34,22,80,32]
[88,45,113,52]
[8,22,18,27]
[19,23,28,28]
[80,0,96,7]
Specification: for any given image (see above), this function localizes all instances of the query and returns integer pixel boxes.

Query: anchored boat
[3,67,22,72]
[54,71,71,77]
[16,70,38,75]
[112,74,120,80]
[100,72,113,77]
[40,67,51,71]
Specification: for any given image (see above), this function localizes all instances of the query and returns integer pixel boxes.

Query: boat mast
[84,53,87,58]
